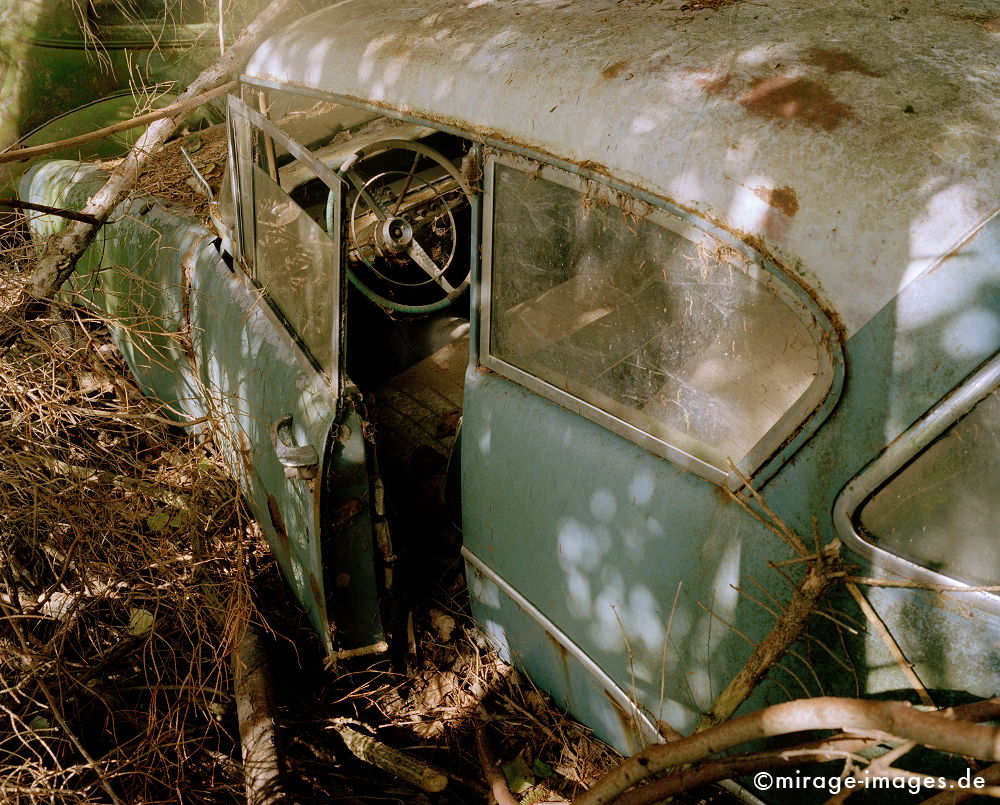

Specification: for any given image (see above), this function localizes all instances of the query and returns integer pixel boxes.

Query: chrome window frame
[226,93,344,391]
[833,352,1000,608]
[480,150,840,488]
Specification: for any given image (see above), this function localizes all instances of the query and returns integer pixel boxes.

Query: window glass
[252,166,338,376]
[228,95,342,382]
[89,0,208,26]
[488,162,823,471]
[859,386,1000,586]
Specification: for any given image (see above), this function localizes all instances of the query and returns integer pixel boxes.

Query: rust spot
[752,185,799,217]
[701,73,736,95]
[656,718,684,741]
[711,482,736,506]
[266,495,290,547]
[602,689,636,738]
[436,410,461,438]
[545,630,569,666]
[331,497,362,525]
[802,47,883,77]
[577,159,611,176]
[952,12,1000,32]
[681,0,742,10]
[740,76,854,130]
[602,60,630,79]
[309,573,323,608]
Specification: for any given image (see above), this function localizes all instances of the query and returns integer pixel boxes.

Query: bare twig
[0,83,235,166]
[0,199,101,225]
[845,582,934,708]
[331,722,448,792]
[572,697,1000,805]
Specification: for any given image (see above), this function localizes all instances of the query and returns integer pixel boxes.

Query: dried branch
[474,715,520,805]
[331,722,448,792]
[845,582,934,708]
[611,737,872,805]
[0,83,235,166]
[698,548,842,730]
[572,697,1000,805]
[3,0,299,334]
[0,199,100,225]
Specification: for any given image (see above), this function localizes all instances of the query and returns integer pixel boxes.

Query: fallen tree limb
[0,83,236,166]
[474,714,520,805]
[0,199,100,225]
[2,0,298,336]
[611,737,872,805]
[234,624,288,805]
[331,722,448,793]
[571,697,1000,805]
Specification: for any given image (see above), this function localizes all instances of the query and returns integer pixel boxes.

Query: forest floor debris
[0,224,637,804]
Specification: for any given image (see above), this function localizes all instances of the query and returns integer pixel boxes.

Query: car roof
[244,0,1000,335]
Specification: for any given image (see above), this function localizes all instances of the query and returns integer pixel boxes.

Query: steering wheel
[326,139,474,314]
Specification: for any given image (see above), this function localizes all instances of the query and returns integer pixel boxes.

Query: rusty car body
[20,0,1000,796]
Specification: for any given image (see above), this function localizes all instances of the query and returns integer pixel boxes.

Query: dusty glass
[860,387,1000,586]
[489,164,822,470]
[252,166,338,377]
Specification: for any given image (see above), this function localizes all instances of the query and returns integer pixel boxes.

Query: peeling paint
[740,76,854,130]
[752,185,800,217]
[601,60,630,79]
[802,47,884,77]
[331,497,363,525]
[700,72,736,95]
[267,494,290,548]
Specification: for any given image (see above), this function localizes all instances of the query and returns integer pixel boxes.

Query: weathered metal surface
[244,0,999,338]
[462,365,787,737]
[19,160,356,655]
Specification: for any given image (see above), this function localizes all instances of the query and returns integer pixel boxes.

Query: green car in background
[0,0,274,198]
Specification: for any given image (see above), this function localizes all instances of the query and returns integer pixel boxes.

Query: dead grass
[0,230,258,804]
[97,123,229,219]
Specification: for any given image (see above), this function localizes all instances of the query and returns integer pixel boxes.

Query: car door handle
[271,414,319,480]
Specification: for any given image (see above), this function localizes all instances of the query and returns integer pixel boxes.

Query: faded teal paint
[322,402,389,652]
[461,368,796,738]
[19,160,360,655]
[462,212,1000,750]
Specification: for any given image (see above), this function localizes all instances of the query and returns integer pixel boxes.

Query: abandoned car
[19,0,1000,792]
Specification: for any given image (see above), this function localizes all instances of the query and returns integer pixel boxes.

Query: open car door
[24,96,393,659]
[205,94,391,657]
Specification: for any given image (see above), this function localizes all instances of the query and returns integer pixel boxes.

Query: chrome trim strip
[833,352,1000,613]
[461,547,661,746]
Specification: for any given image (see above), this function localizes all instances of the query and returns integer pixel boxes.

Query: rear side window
[89,0,208,27]
[482,155,835,483]
[843,356,1000,588]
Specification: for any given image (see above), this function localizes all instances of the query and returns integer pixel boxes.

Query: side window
[88,0,208,27]
[838,355,1000,588]
[482,155,835,482]
[227,94,344,383]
